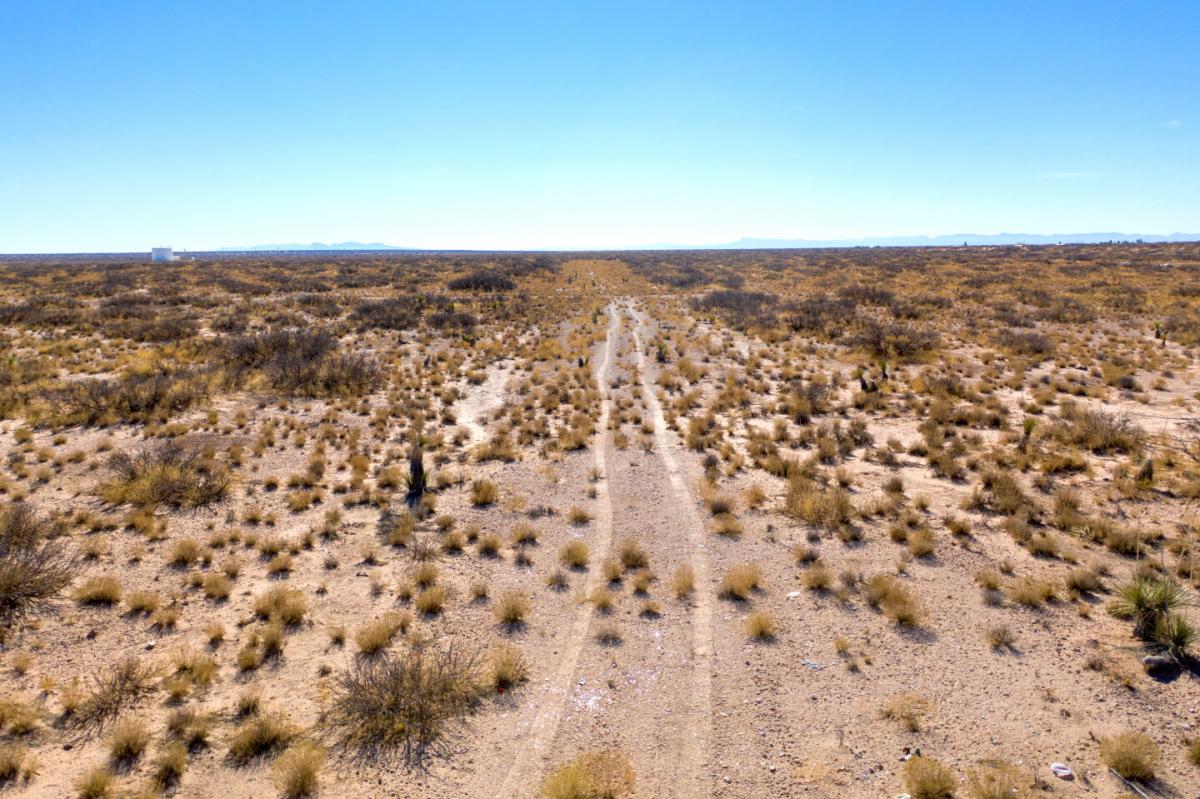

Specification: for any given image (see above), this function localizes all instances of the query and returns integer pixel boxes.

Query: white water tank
[151,247,176,262]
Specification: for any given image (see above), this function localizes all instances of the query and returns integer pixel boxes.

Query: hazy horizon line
[3,230,1199,257]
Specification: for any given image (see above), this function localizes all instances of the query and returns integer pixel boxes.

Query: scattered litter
[786,591,801,599]
[800,659,823,671]
[1049,763,1074,780]
[1109,766,1151,798]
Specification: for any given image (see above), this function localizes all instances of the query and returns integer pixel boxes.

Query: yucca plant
[1109,575,1191,639]
[1019,417,1037,453]
[406,441,427,507]
[1155,612,1198,662]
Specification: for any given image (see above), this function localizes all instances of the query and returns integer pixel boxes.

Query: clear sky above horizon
[2,1,1197,253]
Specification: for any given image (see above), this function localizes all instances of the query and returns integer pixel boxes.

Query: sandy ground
[2,254,1199,799]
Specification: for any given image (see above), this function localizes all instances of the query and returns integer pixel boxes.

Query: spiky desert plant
[1109,575,1190,639]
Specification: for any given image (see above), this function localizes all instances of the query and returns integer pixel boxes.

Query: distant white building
[151,247,178,262]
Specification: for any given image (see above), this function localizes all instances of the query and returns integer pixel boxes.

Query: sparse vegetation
[0,243,1197,796]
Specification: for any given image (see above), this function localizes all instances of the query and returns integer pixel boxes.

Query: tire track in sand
[496,303,620,799]
[629,302,715,799]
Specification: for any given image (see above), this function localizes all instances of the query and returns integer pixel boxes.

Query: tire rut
[628,301,715,799]
[496,303,621,799]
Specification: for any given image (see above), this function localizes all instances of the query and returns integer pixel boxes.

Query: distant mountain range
[215,233,1199,253]
[675,232,1200,249]
[217,241,419,252]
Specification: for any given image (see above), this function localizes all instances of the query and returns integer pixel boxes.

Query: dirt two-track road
[495,301,719,798]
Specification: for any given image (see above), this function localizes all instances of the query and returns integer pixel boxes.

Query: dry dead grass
[1099,731,1160,781]
[325,643,485,762]
[541,750,635,799]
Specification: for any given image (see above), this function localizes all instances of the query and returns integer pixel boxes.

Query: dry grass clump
[151,741,188,788]
[617,538,648,570]
[966,760,1032,799]
[1098,730,1160,781]
[487,643,529,692]
[745,611,776,640]
[541,750,635,799]
[595,622,622,645]
[272,741,325,798]
[1064,566,1102,595]
[167,537,202,566]
[712,512,743,537]
[99,441,229,509]
[602,559,623,583]
[785,476,854,531]
[108,716,150,763]
[73,575,122,605]
[590,587,615,613]
[719,563,762,600]
[471,479,498,506]
[705,492,736,516]
[74,766,115,799]
[943,515,971,538]
[354,612,408,655]
[510,522,540,547]
[801,561,833,591]
[865,574,923,626]
[324,643,485,761]
[165,706,212,748]
[546,569,569,590]
[986,625,1016,650]
[672,565,695,598]
[1008,576,1056,607]
[561,540,590,569]
[477,532,502,557]
[0,502,78,627]
[415,585,446,616]
[907,528,936,558]
[0,695,38,736]
[881,693,930,732]
[203,572,232,600]
[902,755,956,799]
[1053,402,1144,454]
[0,742,35,784]
[476,435,518,463]
[253,586,307,625]
[630,569,654,594]
[227,712,296,764]
[378,508,415,547]
[494,590,530,627]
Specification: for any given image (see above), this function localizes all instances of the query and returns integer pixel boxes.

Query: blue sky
[1,1,1197,252]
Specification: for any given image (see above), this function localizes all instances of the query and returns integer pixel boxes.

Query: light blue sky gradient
[1,1,1197,252]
